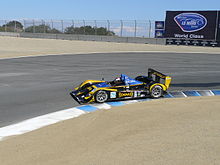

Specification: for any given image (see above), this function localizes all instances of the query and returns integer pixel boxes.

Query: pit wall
[0,32,166,45]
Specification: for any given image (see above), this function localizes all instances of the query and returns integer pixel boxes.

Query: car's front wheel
[150,85,163,98]
[95,90,108,103]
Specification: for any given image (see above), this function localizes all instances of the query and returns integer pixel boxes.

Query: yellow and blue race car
[70,68,171,104]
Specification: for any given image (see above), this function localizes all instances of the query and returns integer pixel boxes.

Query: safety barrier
[20,33,166,44]
[0,32,166,45]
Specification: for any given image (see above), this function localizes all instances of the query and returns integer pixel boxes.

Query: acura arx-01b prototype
[70,68,171,104]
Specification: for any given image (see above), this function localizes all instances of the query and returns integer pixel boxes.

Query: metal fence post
[61,20,64,33]
[42,20,45,33]
[107,20,110,32]
[23,20,26,32]
[14,21,17,32]
[94,20,97,35]
[4,20,7,32]
[134,20,137,37]
[71,20,75,34]
[72,20,74,28]
[83,20,86,35]
[51,19,53,29]
[148,20,151,38]
[120,20,123,37]
[33,19,35,33]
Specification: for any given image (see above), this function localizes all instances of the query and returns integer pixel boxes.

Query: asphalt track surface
[0,52,220,127]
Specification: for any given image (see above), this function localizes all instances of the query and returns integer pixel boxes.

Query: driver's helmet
[114,77,122,85]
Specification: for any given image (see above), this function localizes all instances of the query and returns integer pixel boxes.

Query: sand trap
[0,96,219,165]
[0,36,220,59]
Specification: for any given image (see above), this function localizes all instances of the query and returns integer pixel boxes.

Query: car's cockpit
[109,74,143,87]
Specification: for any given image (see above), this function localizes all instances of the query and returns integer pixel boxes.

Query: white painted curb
[0,108,85,141]
[0,90,219,141]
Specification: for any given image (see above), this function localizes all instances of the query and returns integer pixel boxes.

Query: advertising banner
[155,21,165,38]
[155,30,164,38]
[166,39,219,47]
[165,11,219,40]
[155,21,165,29]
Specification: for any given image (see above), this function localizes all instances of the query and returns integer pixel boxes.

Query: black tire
[95,90,108,103]
[150,85,163,98]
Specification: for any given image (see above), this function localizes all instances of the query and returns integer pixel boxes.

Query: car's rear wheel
[95,90,108,103]
[150,85,163,98]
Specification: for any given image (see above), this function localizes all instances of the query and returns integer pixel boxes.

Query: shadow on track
[171,82,220,88]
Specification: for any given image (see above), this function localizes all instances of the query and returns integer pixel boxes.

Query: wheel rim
[151,86,162,98]
[96,91,108,102]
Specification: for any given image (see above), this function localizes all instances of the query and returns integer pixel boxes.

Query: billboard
[165,11,220,41]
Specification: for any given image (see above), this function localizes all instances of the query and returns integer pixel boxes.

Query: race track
[0,52,220,127]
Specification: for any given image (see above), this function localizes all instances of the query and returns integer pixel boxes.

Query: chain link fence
[0,19,156,38]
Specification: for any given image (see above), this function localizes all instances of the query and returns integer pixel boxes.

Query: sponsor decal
[110,92,116,99]
[210,41,218,46]
[174,33,204,39]
[165,39,219,47]
[119,92,133,98]
[155,21,165,29]
[134,91,142,97]
[155,30,164,38]
[174,13,207,32]
[134,91,137,97]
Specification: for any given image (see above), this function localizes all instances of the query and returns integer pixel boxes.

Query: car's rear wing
[148,68,172,89]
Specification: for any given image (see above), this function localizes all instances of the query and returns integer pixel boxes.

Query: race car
[70,68,171,104]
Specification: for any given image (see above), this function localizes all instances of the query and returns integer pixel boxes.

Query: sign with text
[166,39,220,47]
[165,11,219,40]
[155,21,165,38]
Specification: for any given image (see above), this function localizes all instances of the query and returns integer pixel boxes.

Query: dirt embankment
[0,96,220,165]
[0,36,220,59]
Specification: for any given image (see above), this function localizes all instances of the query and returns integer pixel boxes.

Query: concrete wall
[0,32,20,37]
[0,32,166,45]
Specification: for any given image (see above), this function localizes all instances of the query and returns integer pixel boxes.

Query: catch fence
[0,19,156,38]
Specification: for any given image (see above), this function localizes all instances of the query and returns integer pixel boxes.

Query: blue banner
[155,21,165,38]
